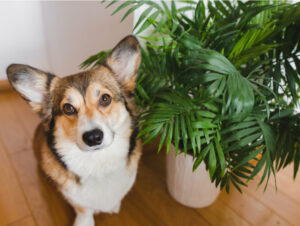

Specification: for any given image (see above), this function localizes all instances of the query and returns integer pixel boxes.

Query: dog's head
[7,35,141,152]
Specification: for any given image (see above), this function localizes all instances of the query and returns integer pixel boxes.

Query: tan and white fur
[7,35,142,226]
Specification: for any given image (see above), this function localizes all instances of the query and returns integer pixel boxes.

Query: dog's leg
[74,208,95,226]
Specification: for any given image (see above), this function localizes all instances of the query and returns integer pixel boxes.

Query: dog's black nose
[82,129,103,147]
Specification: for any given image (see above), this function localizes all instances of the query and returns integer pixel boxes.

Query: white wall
[40,1,133,76]
[0,2,49,79]
[0,1,133,79]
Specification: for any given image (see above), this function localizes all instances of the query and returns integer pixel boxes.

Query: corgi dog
[7,35,142,226]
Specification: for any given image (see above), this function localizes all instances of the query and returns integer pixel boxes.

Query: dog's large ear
[6,64,56,117]
[104,35,141,92]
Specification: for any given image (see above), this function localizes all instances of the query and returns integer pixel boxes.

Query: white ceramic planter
[166,145,220,208]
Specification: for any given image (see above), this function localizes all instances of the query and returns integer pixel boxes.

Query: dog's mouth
[76,143,105,152]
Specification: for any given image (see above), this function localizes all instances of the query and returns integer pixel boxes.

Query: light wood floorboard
[8,216,36,226]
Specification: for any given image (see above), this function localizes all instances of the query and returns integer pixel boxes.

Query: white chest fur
[58,135,137,213]
[63,163,136,213]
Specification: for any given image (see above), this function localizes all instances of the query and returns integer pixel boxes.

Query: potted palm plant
[82,0,300,207]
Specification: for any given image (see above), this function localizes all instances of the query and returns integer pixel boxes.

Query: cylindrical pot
[166,145,220,208]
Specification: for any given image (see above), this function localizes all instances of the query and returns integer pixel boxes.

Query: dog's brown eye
[99,94,111,107]
[63,103,77,115]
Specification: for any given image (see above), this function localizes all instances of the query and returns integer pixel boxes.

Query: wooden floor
[0,89,299,226]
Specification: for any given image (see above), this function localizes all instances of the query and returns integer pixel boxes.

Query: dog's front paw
[74,212,95,226]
